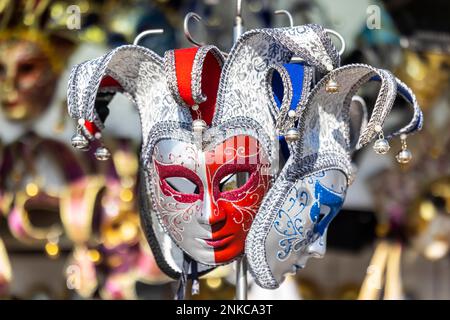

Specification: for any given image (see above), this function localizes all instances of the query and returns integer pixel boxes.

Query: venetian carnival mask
[66,40,280,270]
[0,134,89,251]
[66,24,423,291]
[246,60,423,288]
[0,37,60,121]
[0,0,76,122]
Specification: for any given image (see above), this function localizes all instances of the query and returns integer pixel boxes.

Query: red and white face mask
[152,135,271,265]
[67,40,288,274]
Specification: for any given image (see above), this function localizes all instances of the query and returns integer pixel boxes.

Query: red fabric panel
[173,48,221,126]
[198,52,221,125]
[174,48,197,106]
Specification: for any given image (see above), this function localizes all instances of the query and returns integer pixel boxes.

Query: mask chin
[276,232,328,287]
[138,175,215,280]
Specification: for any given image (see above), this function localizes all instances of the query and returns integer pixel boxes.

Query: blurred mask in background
[409,177,450,261]
[396,47,450,111]
[0,0,76,122]
[0,36,60,121]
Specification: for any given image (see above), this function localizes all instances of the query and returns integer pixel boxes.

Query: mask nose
[196,192,213,225]
[307,233,327,259]
[196,191,226,230]
[1,72,15,93]
[1,67,18,100]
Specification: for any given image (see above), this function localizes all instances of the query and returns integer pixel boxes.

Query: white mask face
[264,169,347,285]
[151,135,271,266]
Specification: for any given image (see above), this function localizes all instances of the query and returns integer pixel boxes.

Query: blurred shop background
[0,0,449,300]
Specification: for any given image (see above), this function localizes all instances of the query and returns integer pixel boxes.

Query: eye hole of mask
[317,213,326,223]
[164,177,199,195]
[18,62,37,75]
[219,172,250,192]
[0,64,5,78]
[316,204,332,224]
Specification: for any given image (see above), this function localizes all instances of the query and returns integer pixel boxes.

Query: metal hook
[324,28,346,56]
[274,10,302,62]
[133,29,164,46]
[184,12,206,47]
[184,12,229,57]
[274,9,346,56]
[274,10,293,28]
[185,1,244,49]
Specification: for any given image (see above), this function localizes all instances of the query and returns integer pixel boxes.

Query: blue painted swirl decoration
[273,172,344,260]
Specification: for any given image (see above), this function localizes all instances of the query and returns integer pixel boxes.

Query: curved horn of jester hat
[67,24,342,275]
[246,61,423,289]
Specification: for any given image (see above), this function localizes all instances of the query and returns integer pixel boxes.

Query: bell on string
[373,125,390,154]
[192,119,207,133]
[284,128,300,142]
[95,146,111,161]
[396,134,412,164]
[325,78,339,93]
[373,138,390,154]
[71,133,89,150]
[396,149,412,164]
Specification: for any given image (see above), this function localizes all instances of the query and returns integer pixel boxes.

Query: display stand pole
[233,0,244,43]
[236,256,248,300]
[233,0,248,301]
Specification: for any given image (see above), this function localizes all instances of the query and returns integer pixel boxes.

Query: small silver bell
[325,78,339,93]
[396,149,412,164]
[284,128,300,142]
[95,146,111,161]
[192,119,207,133]
[71,133,89,150]
[373,138,390,154]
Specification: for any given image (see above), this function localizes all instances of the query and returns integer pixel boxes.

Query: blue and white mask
[246,61,423,289]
